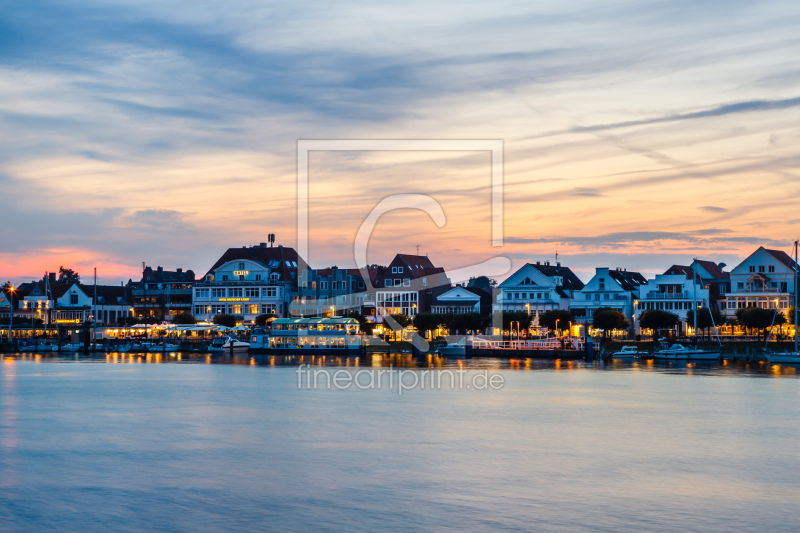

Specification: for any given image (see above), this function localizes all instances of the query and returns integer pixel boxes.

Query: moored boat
[652,341,720,361]
[611,346,647,359]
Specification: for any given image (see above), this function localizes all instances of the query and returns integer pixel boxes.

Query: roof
[77,284,132,305]
[608,269,648,291]
[694,259,730,280]
[141,266,195,283]
[375,254,447,286]
[205,244,303,281]
[764,248,798,270]
[530,262,585,291]
[16,277,70,300]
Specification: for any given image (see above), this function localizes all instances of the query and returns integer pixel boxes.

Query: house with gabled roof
[373,254,450,319]
[298,266,386,318]
[664,259,730,312]
[432,285,491,316]
[723,246,797,320]
[570,267,647,330]
[494,261,585,319]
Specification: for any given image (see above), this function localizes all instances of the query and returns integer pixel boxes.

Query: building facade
[494,261,585,318]
[634,271,709,335]
[571,267,647,326]
[130,266,195,321]
[722,247,797,320]
[53,283,133,326]
[374,254,450,319]
[431,285,490,315]
[298,266,383,318]
[193,243,302,323]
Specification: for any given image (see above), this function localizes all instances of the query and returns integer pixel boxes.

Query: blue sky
[1,0,799,283]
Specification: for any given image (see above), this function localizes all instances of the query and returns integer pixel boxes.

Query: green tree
[685,307,724,339]
[736,307,778,340]
[492,311,534,332]
[592,308,630,338]
[172,313,197,325]
[788,306,795,326]
[57,266,80,284]
[255,313,276,326]
[213,314,237,328]
[538,310,574,332]
[412,312,443,339]
[638,309,679,338]
[466,276,497,292]
[448,312,484,334]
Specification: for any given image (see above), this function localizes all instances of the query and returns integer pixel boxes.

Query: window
[212,288,225,298]
[719,286,726,295]
[247,304,259,315]
[222,275,228,281]
[604,293,610,300]
[758,265,765,273]
[263,287,278,298]
[195,288,209,298]
[211,305,225,314]
[594,294,600,301]
[585,294,591,300]
[537,293,542,299]
[737,282,744,290]
[70,294,78,305]
[403,279,411,287]
[321,281,328,289]
[397,267,403,273]
[598,278,605,290]
[749,266,755,273]
[239,263,245,270]
[394,279,401,286]
[422,278,427,287]
[385,279,392,287]
[228,288,243,298]
[255,274,261,281]
[768,265,775,273]
[261,304,277,314]
[781,282,788,292]
[194,306,204,315]
[245,288,259,298]
[229,304,242,314]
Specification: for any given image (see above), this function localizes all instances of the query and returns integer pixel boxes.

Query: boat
[437,337,468,358]
[148,342,181,352]
[652,341,720,361]
[765,240,800,364]
[17,340,56,352]
[250,317,362,355]
[208,336,250,354]
[611,346,647,359]
[59,343,81,351]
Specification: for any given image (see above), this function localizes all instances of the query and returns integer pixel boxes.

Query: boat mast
[692,261,697,341]
[795,240,798,353]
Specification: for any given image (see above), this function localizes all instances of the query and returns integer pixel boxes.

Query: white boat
[611,346,647,359]
[653,342,720,361]
[437,338,468,358]
[762,241,800,364]
[148,342,181,352]
[59,343,81,351]
[208,336,250,354]
[17,340,56,352]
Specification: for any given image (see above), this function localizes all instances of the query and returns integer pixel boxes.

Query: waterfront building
[722,246,797,320]
[53,283,133,326]
[193,242,303,323]
[298,266,384,318]
[373,254,450,319]
[665,259,730,312]
[432,285,491,315]
[634,271,709,335]
[570,267,647,327]
[15,273,68,325]
[0,286,18,320]
[493,261,585,319]
[130,265,196,321]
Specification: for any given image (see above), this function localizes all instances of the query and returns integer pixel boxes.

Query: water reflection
[2,352,800,377]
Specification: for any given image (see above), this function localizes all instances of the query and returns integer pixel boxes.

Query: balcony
[644,291,688,300]
[731,287,781,294]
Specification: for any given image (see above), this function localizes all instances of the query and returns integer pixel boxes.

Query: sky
[1,0,799,285]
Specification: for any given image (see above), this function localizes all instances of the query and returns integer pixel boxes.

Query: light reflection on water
[1,354,799,532]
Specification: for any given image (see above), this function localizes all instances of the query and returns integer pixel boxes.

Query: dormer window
[239,263,245,270]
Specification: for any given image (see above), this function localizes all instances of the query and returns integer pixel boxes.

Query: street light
[555,318,560,337]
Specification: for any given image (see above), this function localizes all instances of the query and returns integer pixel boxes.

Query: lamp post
[6,286,15,341]
[555,318,560,337]
[207,306,211,324]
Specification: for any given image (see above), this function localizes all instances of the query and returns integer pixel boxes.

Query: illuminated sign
[233,270,249,276]
[220,298,250,302]
[55,319,81,324]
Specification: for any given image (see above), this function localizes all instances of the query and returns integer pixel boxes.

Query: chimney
[49,272,56,284]
[157,266,163,273]
[177,268,182,274]
[260,242,267,248]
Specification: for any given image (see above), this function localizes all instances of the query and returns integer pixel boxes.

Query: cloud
[128,209,191,228]
[700,206,728,213]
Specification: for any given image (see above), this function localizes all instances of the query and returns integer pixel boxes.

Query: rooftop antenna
[555,250,559,263]
[416,244,420,255]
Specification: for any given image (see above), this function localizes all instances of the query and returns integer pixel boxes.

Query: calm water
[1,354,799,532]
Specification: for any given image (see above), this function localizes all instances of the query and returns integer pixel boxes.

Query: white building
[634,272,709,335]
[53,283,133,326]
[570,267,647,327]
[432,286,485,315]
[723,246,797,320]
[193,243,302,323]
[374,254,449,319]
[494,261,584,319]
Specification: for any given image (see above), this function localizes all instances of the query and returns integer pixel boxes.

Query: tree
[172,313,197,325]
[255,314,276,326]
[685,307,724,339]
[592,308,630,338]
[788,306,796,326]
[213,314,237,328]
[492,311,534,332]
[736,307,777,340]
[346,311,374,335]
[448,312,484,334]
[1,281,11,290]
[412,313,443,339]
[538,310,574,332]
[467,276,497,292]
[57,266,80,284]
[638,310,679,338]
